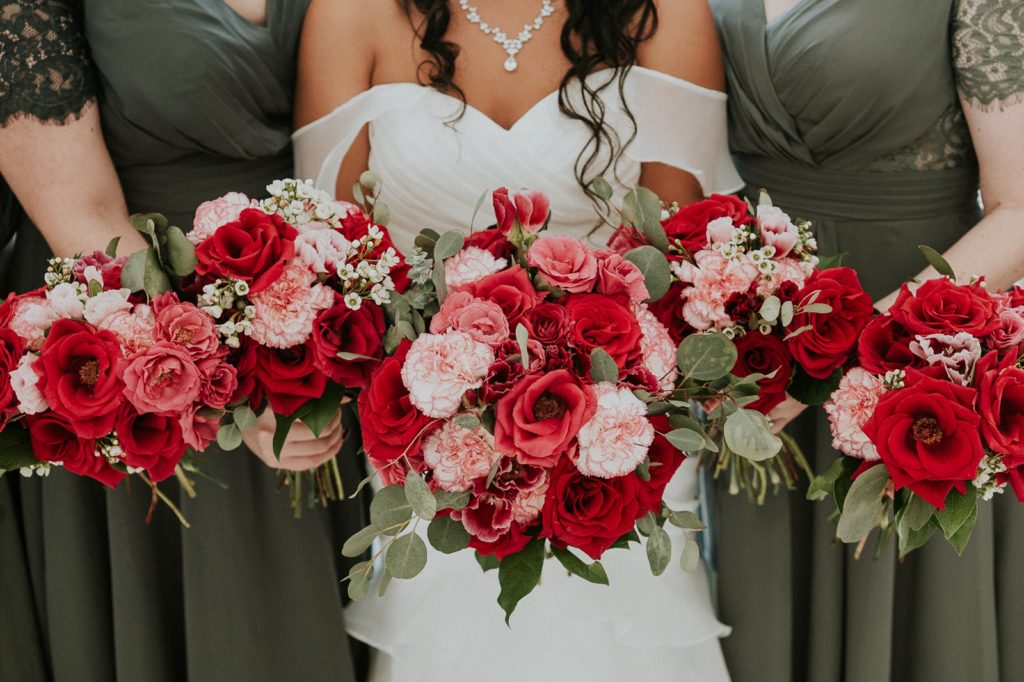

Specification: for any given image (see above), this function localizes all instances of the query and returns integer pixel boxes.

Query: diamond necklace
[458,0,556,73]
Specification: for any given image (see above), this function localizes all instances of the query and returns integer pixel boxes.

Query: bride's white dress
[294,66,743,682]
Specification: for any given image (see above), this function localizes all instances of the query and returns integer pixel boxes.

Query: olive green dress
[0,2,364,680]
[710,1,1024,680]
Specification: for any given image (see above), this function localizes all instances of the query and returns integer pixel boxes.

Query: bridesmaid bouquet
[344,187,771,619]
[606,189,874,502]
[811,250,1024,557]
[0,248,235,525]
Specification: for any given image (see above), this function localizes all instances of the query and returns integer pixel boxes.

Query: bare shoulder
[638,0,725,92]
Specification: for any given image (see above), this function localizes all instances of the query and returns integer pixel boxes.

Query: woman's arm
[875,0,1024,311]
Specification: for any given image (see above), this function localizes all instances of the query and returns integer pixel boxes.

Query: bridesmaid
[710,0,1024,680]
[0,1,364,679]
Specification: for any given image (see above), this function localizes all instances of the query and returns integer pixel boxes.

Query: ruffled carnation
[575,383,655,478]
[99,304,156,355]
[824,368,884,460]
[429,291,510,347]
[677,250,759,330]
[401,331,495,418]
[422,421,501,492]
[909,332,982,386]
[636,304,678,393]
[190,192,256,244]
[295,228,352,274]
[445,247,507,289]
[83,290,133,329]
[510,477,549,524]
[249,261,334,348]
[10,354,48,414]
[10,297,56,350]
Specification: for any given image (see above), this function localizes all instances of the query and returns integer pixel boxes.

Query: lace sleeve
[0,0,96,127]
[953,0,1024,111]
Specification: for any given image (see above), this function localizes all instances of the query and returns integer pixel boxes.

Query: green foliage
[434,489,472,511]
[918,245,956,279]
[646,525,672,576]
[664,428,705,454]
[668,510,705,531]
[347,562,372,601]
[427,516,472,554]
[0,427,37,471]
[724,409,782,462]
[622,187,669,252]
[935,487,977,542]
[589,348,619,383]
[551,546,609,585]
[787,366,843,406]
[680,538,701,572]
[677,333,737,381]
[497,540,545,623]
[404,470,437,521]
[215,423,243,451]
[434,231,466,261]
[342,525,381,558]
[835,465,889,543]
[806,457,858,502]
[386,533,428,579]
[369,485,413,532]
[475,551,500,572]
[624,245,671,301]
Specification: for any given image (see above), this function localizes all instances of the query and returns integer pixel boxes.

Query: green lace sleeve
[0,0,96,127]
[953,0,1024,111]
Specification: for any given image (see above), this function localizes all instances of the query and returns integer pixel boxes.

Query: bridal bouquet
[607,189,873,501]
[344,187,775,619]
[0,248,236,524]
[810,251,1024,557]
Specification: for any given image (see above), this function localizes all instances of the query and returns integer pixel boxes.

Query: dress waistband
[733,155,980,222]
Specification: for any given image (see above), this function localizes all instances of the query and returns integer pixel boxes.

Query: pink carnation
[249,261,334,348]
[429,291,510,347]
[909,332,982,386]
[510,476,549,524]
[527,235,598,293]
[445,246,507,289]
[189,192,256,245]
[594,250,649,303]
[758,257,809,296]
[99,304,156,355]
[575,383,655,478]
[83,290,133,329]
[401,331,494,418]
[422,421,500,492]
[295,228,351,274]
[757,205,799,258]
[678,250,759,330]
[636,304,678,393]
[10,297,55,350]
[10,354,48,414]
[824,367,884,460]
[122,342,202,414]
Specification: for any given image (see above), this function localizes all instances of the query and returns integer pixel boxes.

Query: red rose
[524,303,570,345]
[468,522,532,559]
[194,208,297,294]
[494,369,597,467]
[977,351,1024,460]
[311,295,385,389]
[229,336,261,406]
[465,228,514,260]
[26,413,123,488]
[563,294,643,370]
[891,279,999,337]
[36,319,124,438]
[339,212,410,292]
[863,369,984,508]
[637,416,686,512]
[0,328,25,427]
[114,405,186,482]
[492,187,516,234]
[647,282,693,344]
[732,332,793,413]
[459,266,541,324]
[785,267,873,379]
[254,341,328,416]
[541,456,643,559]
[359,340,434,484]
[857,316,920,374]
[662,194,753,258]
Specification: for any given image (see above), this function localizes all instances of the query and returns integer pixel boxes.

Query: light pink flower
[83,290,132,328]
[154,302,220,359]
[758,257,809,296]
[295,228,351,274]
[46,283,85,320]
[10,354,48,414]
[706,217,737,244]
[401,331,494,418]
[100,304,156,355]
[527,235,598,293]
[636,304,678,393]
[422,421,500,492]
[249,261,334,348]
[757,205,799,258]
[190,192,256,245]
[10,297,55,350]
[909,332,982,386]
[445,246,508,289]
[824,368,884,460]
[576,382,655,478]
[510,476,549,524]
[514,190,550,234]
[429,291,510,347]
[179,403,220,451]
[989,306,1024,350]
[122,342,202,414]
[594,250,649,303]
[678,250,759,330]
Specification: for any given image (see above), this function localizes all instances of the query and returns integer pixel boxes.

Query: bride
[292,0,742,679]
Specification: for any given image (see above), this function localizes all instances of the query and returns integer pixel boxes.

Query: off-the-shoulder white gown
[294,66,743,682]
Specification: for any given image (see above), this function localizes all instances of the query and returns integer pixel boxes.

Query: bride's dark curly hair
[398,0,658,200]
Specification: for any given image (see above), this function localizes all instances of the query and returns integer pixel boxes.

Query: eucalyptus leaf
[646,525,672,576]
[453,414,481,431]
[369,485,413,532]
[780,300,795,327]
[0,427,37,471]
[216,423,242,451]
[427,516,472,554]
[623,187,668,252]
[664,428,705,454]
[636,511,657,536]
[835,464,889,543]
[385,532,428,579]
[434,490,472,511]
[724,409,782,462]
[680,537,701,572]
[120,249,148,293]
[677,333,738,382]
[624,245,671,302]
[759,296,781,323]
[802,303,834,315]
[404,470,437,521]
[433,231,466,261]
[104,236,121,258]
[372,202,390,226]
[497,540,545,623]
[347,561,372,601]
[432,262,448,303]
[669,510,705,531]
[589,348,619,383]
[232,404,257,431]
[919,245,956,280]
[900,492,937,532]
[551,546,609,585]
[342,524,380,558]
[377,569,393,597]
[164,225,197,276]
[515,323,530,368]
[590,177,614,201]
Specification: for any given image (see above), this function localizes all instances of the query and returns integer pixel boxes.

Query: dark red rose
[541,456,644,560]
[492,187,516,234]
[73,250,125,290]
[468,522,532,559]
[458,266,541,324]
[480,360,525,403]
[542,344,577,373]
[563,294,643,370]
[339,212,410,292]
[857,316,920,374]
[359,340,435,484]
[229,336,261,407]
[253,341,328,417]
[494,369,597,467]
[662,194,753,258]
[26,413,122,488]
[1007,285,1024,309]
[36,319,124,438]
[114,405,186,482]
[0,328,25,428]
[465,228,514,260]
[606,225,647,255]
[891,279,1000,337]
[863,369,984,508]
[197,357,238,409]
[311,295,385,389]
[637,416,686,512]
[977,351,1024,460]
[647,282,693,344]
[785,267,873,379]
[194,208,297,294]
[732,332,793,414]
[525,302,571,345]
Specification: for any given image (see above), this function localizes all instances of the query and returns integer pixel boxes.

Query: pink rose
[400,331,495,418]
[179,403,220,451]
[83,290,133,329]
[527,235,598,293]
[122,342,202,414]
[989,306,1024,350]
[154,302,221,359]
[594,250,649,303]
[197,357,238,409]
[189,192,256,245]
[757,205,799,257]
[429,291,510,347]
[514,190,550,234]
[576,383,655,478]
[422,421,500,492]
[445,246,508,289]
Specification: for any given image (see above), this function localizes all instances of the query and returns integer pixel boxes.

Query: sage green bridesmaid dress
[0,2,364,680]
[710,1,1024,680]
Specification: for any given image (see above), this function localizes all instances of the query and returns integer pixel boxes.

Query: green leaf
[835,464,889,543]
[347,561,372,601]
[515,323,530,368]
[427,515,472,554]
[759,296,781,323]
[432,261,448,304]
[680,537,701,572]
[646,525,672,576]
[624,245,671,302]
[120,249,147,293]
[918,245,956,280]
[946,504,978,555]
[610,530,641,550]
[677,333,738,382]
[787,366,843,407]
[414,228,441,254]
[164,225,197,276]
[636,511,657,536]
[372,201,390,226]
[669,510,705,531]
[589,347,619,383]
[0,427,37,471]
[299,383,345,438]
[104,236,121,258]
[385,532,428,579]
[369,485,413,531]
[359,170,379,192]
[342,524,380,558]
[724,409,783,462]
[232,404,257,431]
[899,492,937,532]
[469,189,489,231]
[935,486,977,540]
[622,187,669,252]
[897,521,935,558]
[551,546,609,585]
[453,414,481,431]
[377,569,393,597]
[816,252,846,270]
[434,489,472,511]
[475,551,500,572]
[433,231,466,261]
[664,428,705,454]
[215,423,243,451]
[272,412,295,460]
[404,470,437,521]
[590,177,614,201]
[806,457,856,502]
[497,540,545,624]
